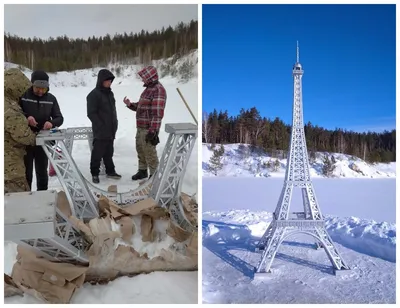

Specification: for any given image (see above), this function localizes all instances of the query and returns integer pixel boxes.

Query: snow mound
[325,216,396,262]
[203,209,396,263]
[202,143,396,178]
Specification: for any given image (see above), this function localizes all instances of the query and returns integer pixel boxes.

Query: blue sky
[202,4,396,133]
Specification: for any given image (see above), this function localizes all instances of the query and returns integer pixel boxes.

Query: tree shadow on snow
[202,220,334,280]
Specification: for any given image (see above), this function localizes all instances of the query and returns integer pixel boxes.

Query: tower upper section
[292,41,304,76]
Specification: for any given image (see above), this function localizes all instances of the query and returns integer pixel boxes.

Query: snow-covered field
[203,177,396,223]
[202,153,396,303]
[4,52,198,304]
[203,143,396,179]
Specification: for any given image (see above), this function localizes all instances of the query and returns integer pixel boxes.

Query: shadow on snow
[202,219,334,280]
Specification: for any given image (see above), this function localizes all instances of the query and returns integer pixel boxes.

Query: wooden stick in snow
[176,88,198,125]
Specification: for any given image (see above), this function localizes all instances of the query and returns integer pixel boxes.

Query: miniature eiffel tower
[254,42,349,276]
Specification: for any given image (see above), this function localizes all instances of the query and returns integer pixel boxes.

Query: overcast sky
[4,4,198,39]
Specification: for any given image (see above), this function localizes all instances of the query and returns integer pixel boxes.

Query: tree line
[4,20,197,72]
[202,107,396,163]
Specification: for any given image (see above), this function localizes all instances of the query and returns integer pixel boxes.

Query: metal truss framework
[6,122,197,263]
[149,123,198,231]
[37,130,99,220]
[4,190,89,264]
[39,123,197,224]
[255,43,349,276]
[63,127,152,205]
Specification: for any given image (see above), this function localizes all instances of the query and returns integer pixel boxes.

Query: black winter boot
[92,175,100,184]
[132,169,148,180]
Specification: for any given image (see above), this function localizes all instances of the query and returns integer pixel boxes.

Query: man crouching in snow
[87,69,121,184]
[123,66,166,180]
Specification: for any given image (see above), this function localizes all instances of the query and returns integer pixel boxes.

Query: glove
[145,131,160,146]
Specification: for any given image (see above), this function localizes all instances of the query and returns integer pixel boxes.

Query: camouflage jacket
[4,69,37,181]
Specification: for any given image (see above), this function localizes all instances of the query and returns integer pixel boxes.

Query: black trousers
[24,145,49,191]
[90,139,116,176]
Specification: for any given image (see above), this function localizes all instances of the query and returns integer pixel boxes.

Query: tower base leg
[255,218,350,275]
[253,270,272,279]
[334,268,352,277]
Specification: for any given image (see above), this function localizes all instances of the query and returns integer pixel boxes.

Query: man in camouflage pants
[123,66,167,180]
[4,68,38,193]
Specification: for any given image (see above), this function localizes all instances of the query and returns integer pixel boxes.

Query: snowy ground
[203,143,396,179]
[4,54,198,304]
[202,177,396,304]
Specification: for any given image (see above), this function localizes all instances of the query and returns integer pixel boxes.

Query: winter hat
[31,70,49,88]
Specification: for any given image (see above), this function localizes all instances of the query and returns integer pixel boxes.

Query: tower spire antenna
[296,40,299,63]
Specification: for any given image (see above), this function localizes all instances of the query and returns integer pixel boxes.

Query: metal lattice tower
[36,130,100,220]
[149,123,198,231]
[254,42,350,277]
[4,122,197,264]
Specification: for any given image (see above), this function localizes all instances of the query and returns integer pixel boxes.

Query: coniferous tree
[273,159,280,172]
[202,106,395,164]
[4,20,198,72]
[209,144,225,176]
[309,150,317,163]
[322,154,336,177]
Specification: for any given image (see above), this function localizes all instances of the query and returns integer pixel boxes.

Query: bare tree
[363,141,367,161]
[202,111,211,143]
[255,121,265,142]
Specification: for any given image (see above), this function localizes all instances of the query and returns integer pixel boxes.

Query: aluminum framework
[37,130,99,220]
[254,42,349,276]
[37,122,197,229]
[4,190,89,264]
[5,122,197,263]
[62,127,151,205]
[149,123,198,231]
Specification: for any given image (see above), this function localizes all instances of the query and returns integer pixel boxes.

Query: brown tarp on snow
[10,246,88,304]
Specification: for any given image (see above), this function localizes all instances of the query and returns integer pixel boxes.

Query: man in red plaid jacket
[123,66,166,180]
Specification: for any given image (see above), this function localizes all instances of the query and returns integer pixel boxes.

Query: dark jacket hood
[96,69,115,88]
[138,66,159,86]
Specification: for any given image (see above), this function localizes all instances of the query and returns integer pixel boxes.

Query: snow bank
[325,216,396,262]
[203,209,396,263]
[4,49,198,88]
[202,143,396,178]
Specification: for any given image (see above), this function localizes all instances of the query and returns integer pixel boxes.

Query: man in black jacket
[87,69,121,184]
[19,70,64,191]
